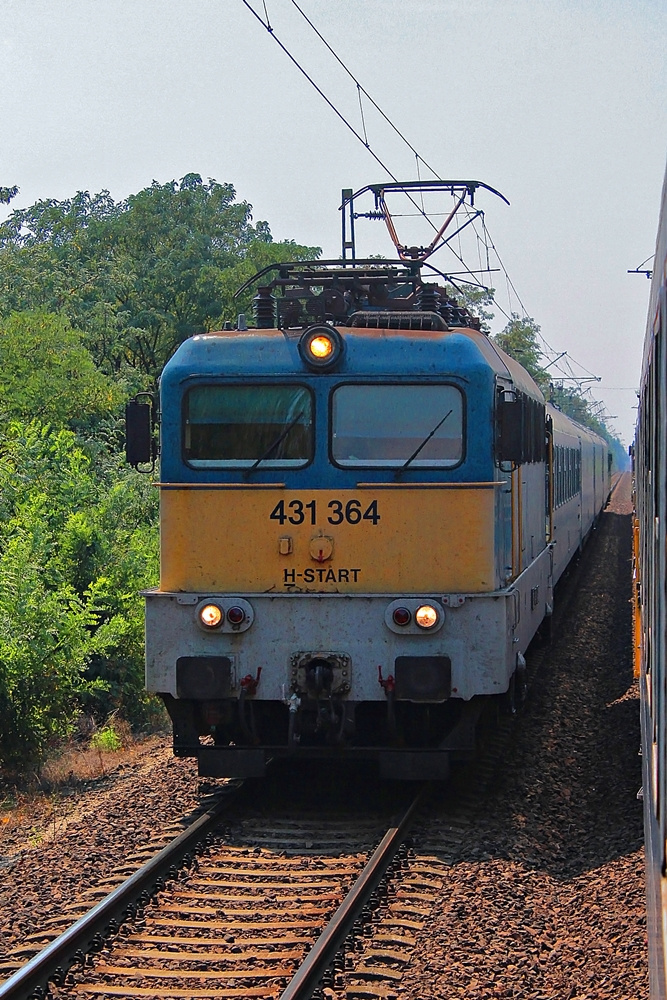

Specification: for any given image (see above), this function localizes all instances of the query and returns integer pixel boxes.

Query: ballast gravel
[401,473,647,999]
[0,743,202,961]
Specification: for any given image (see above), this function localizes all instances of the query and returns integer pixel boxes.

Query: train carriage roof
[547,401,609,449]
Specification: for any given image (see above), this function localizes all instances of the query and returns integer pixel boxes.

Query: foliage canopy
[493,314,550,390]
[0,311,120,429]
[0,174,319,380]
[492,313,626,468]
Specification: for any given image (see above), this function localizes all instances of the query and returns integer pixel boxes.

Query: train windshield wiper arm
[395,409,453,479]
[244,411,304,479]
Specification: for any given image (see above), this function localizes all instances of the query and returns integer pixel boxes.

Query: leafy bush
[0,175,319,776]
[0,420,160,771]
[0,529,99,771]
[90,725,123,753]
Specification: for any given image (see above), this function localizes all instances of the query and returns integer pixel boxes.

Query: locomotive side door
[495,377,518,583]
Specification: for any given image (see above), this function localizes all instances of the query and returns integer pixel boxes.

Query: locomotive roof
[162,324,544,402]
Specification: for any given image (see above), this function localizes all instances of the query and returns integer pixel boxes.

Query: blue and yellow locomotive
[127,185,609,780]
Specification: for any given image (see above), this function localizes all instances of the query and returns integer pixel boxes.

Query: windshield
[184,385,313,468]
[331,384,464,467]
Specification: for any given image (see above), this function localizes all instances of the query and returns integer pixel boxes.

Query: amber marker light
[415,605,439,629]
[298,325,344,370]
[310,334,334,359]
[200,603,223,628]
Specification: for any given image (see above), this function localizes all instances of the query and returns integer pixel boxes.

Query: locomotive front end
[140,259,550,779]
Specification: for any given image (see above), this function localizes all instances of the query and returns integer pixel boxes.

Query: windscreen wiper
[244,411,305,479]
[395,409,453,480]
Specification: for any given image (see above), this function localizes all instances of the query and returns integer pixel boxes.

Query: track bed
[0,474,645,998]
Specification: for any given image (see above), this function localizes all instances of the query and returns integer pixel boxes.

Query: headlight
[310,335,334,359]
[385,599,444,634]
[298,325,344,370]
[199,603,223,629]
[415,605,439,629]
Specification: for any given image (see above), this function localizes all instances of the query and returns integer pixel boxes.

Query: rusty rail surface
[279,785,427,1000]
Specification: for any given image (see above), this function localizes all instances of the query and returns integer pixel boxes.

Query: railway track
[0,707,525,1000]
[0,781,429,1000]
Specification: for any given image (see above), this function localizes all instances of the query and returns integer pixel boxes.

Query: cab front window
[184,385,313,468]
[331,383,464,467]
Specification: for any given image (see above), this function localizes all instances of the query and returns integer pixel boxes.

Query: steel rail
[279,784,427,1000]
[0,784,241,1000]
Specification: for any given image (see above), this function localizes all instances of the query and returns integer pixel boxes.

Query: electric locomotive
[126,181,610,780]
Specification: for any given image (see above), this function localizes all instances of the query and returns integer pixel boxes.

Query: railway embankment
[0,473,644,999]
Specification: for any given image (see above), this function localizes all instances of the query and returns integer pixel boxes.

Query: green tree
[0,185,18,205]
[450,283,495,332]
[0,421,161,771]
[0,423,101,770]
[0,175,319,381]
[548,383,627,469]
[0,311,120,429]
[549,384,597,427]
[492,314,550,390]
[0,528,95,771]
[0,174,323,772]
[490,314,626,467]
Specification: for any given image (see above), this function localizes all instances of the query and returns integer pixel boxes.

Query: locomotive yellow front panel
[159,485,496,594]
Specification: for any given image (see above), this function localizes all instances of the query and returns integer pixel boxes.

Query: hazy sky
[2,0,666,443]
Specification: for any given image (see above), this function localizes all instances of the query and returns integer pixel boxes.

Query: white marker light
[415,605,438,629]
[200,603,223,628]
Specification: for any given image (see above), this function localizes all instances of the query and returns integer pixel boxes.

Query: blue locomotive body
[128,256,609,780]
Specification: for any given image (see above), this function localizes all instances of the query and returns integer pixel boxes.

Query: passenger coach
[634,160,667,1000]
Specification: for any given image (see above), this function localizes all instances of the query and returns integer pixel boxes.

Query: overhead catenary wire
[243,1,507,286]
[240,0,442,237]
[242,0,607,411]
[240,3,401,181]
[357,85,369,147]
[480,215,530,319]
[288,0,442,182]
[286,0,561,327]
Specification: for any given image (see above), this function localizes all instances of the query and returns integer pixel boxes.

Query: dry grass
[0,724,164,849]
[37,716,134,785]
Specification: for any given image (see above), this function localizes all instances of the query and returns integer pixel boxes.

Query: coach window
[331,384,464,467]
[183,385,313,468]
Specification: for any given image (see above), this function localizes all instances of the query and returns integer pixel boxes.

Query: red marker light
[227,606,245,625]
[392,607,412,626]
